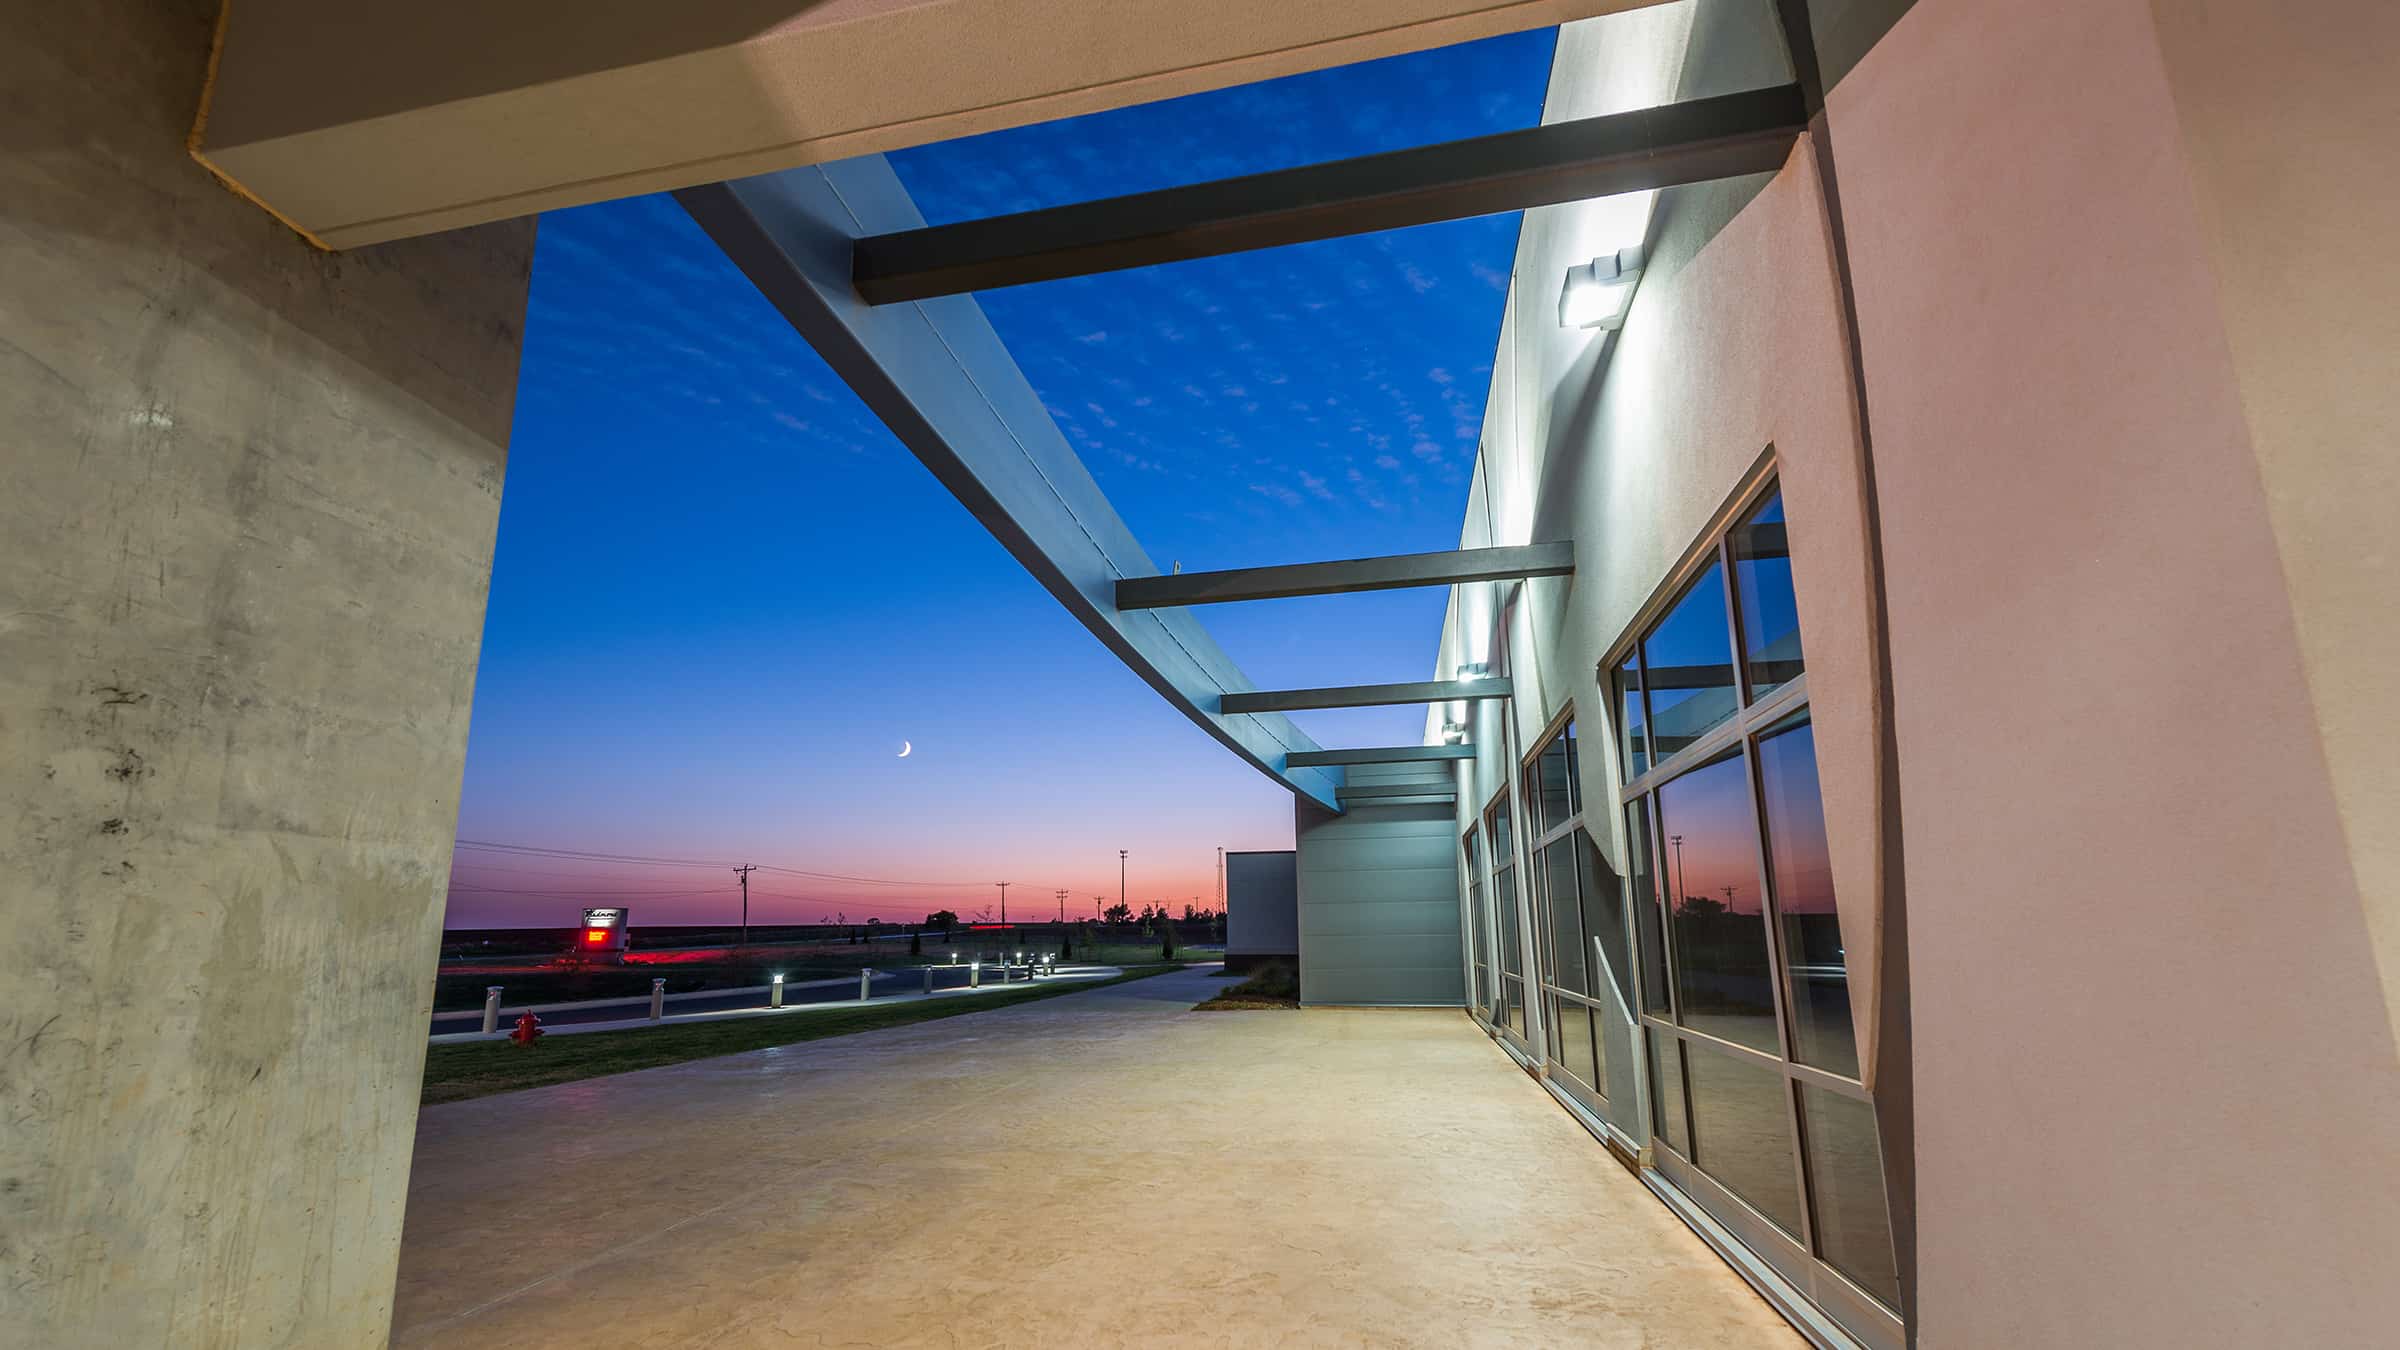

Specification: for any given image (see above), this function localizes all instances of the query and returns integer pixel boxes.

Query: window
[1611,478,1898,1329]
[1522,714,1624,1107]
[1487,794,1527,1040]
[1463,826,1492,1021]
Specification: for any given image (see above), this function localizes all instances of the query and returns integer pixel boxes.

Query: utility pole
[1217,846,1225,911]
[996,881,1010,926]
[1722,884,1738,910]
[1119,850,1128,916]
[1054,888,1066,923]
[1669,834,1686,909]
[1093,896,1104,920]
[733,864,757,948]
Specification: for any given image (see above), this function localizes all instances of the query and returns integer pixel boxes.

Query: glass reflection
[1561,719,1581,814]
[1627,801,1671,1016]
[1731,492,1805,701]
[1535,732,1573,837]
[1618,658,1649,778]
[1657,751,1778,1053]
[1802,1085,1900,1309]
[1543,841,1585,996]
[1758,717,1857,1077]
[1556,1002,1599,1092]
[1642,562,1739,760]
[1649,1030,1691,1156]
[1576,828,1632,1011]
[1685,1044,1804,1238]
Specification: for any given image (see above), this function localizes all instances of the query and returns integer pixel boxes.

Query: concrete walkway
[392,966,1800,1348]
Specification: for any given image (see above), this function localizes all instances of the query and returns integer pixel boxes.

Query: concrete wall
[1295,765,1465,1007]
[1826,0,2400,1343]
[1225,850,1299,965]
[0,4,534,1345]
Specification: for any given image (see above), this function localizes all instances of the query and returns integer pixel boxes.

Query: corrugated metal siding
[1294,763,1464,1006]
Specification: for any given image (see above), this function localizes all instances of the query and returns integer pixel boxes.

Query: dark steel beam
[1117,542,1572,610]
[1221,677,1511,715]
[1286,744,1475,768]
[1336,783,1457,804]
[853,83,1807,303]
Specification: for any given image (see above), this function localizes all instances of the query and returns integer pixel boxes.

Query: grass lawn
[421,964,1183,1105]
[1193,962,1299,1011]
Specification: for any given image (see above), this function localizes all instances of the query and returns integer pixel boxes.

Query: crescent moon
[898,741,912,758]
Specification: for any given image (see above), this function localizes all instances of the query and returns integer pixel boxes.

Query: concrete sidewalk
[393,966,1799,1348]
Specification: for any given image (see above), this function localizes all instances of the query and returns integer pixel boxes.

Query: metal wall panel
[1294,787,1464,1006]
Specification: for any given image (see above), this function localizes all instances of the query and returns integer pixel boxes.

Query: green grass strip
[421,964,1183,1106]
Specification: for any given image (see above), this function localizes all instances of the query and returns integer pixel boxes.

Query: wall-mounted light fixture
[1558,247,1645,330]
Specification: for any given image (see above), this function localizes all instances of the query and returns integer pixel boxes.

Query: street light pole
[1669,834,1686,912]
[996,881,1010,926]
[1118,850,1128,918]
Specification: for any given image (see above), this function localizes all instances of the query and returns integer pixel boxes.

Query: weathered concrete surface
[393,967,1801,1348]
[0,3,533,1345]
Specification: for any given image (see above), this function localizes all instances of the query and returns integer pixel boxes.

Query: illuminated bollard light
[482,986,503,1034]
[970,960,981,989]
[858,967,873,1001]
[649,978,666,1021]
[922,966,935,995]
[770,972,785,1009]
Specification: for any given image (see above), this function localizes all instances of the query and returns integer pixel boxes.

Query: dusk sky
[447,29,1559,929]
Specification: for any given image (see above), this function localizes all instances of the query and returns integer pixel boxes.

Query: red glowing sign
[586,929,608,944]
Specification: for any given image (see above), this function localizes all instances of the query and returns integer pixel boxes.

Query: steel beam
[1117,542,1572,610]
[677,160,1343,811]
[1286,744,1475,768]
[852,83,1806,302]
[1336,782,1458,803]
[1221,677,1511,715]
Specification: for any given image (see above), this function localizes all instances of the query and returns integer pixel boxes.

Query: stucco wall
[0,3,533,1344]
[1828,0,2400,1343]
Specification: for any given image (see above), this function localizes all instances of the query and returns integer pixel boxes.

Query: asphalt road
[428,964,1014,1034]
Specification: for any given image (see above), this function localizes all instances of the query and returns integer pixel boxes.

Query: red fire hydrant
[509,1010,544,1046]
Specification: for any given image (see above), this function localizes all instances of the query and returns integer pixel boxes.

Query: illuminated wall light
[1557,247,1645,330]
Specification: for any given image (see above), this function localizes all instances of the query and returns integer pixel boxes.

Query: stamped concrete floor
[393,965,1801,1348]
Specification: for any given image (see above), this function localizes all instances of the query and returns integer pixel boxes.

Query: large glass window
[1612,475,1898,1338]
[1801,1084,1900,1308]
[1757,716,1857,1076]
[1523,715,1627,1114]
[1488,794,1526,1041]
[1656,750,1779,1053]
[1641,562,1739,759]
[1464,827,1492,1021]
[1730,491,1803,702]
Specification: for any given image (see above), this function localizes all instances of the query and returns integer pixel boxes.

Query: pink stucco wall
[1829,0,2400,1343]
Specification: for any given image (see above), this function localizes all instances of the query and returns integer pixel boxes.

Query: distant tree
[926,909,959,931]
[1182,904,1197,921]
[1675,895,1727,921]
[849,926,861,945]
[909,929,923,957]
[1103,902,1133,925]
[1058,926,1074,959]
[1160,917,1179,961]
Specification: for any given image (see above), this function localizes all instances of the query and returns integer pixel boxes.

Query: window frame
[1599,462,1901,1341]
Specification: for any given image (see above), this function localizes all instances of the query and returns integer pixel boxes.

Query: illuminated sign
[579,907,630,953]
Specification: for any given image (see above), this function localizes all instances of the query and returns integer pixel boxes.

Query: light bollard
[481,986,503,1034]
[922,966,935,995]
[858,967,873,1001]
[648,977,666,1021]
[970,960,981,988]
[770,972,785,1009]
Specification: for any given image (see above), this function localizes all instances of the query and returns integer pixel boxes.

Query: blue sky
[448,29,1556,926]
